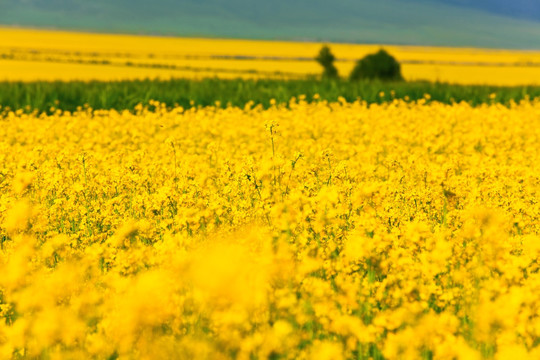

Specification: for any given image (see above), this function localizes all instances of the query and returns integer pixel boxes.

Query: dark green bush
[315,45,339,79]
[350,49,403,81]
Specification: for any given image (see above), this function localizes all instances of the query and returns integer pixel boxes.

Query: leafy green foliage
[0,78,539,113]
[315,46,339,79]
[350,49,403,82]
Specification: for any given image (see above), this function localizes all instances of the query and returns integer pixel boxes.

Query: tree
[349,49,403,81]
[315,45,339,79]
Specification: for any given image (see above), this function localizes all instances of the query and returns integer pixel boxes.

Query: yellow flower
[3,200,33,233]
[12,171,34,194]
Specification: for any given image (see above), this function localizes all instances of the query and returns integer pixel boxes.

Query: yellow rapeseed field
[1,98,540,359]
[1,27,540,85]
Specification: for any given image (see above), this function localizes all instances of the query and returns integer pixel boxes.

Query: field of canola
[1,98,540,359]
[2,27,540,85]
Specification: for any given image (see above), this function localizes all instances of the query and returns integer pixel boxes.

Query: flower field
[2,27,540,85]
[1,97,540,359]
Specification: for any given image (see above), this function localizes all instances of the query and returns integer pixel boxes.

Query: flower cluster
[1,98,540,359]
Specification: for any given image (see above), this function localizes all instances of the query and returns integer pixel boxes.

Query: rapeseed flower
[0,99,539,358]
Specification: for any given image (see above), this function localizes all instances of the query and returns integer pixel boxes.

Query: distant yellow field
[1,27,540,85]
[0,59,263,82]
